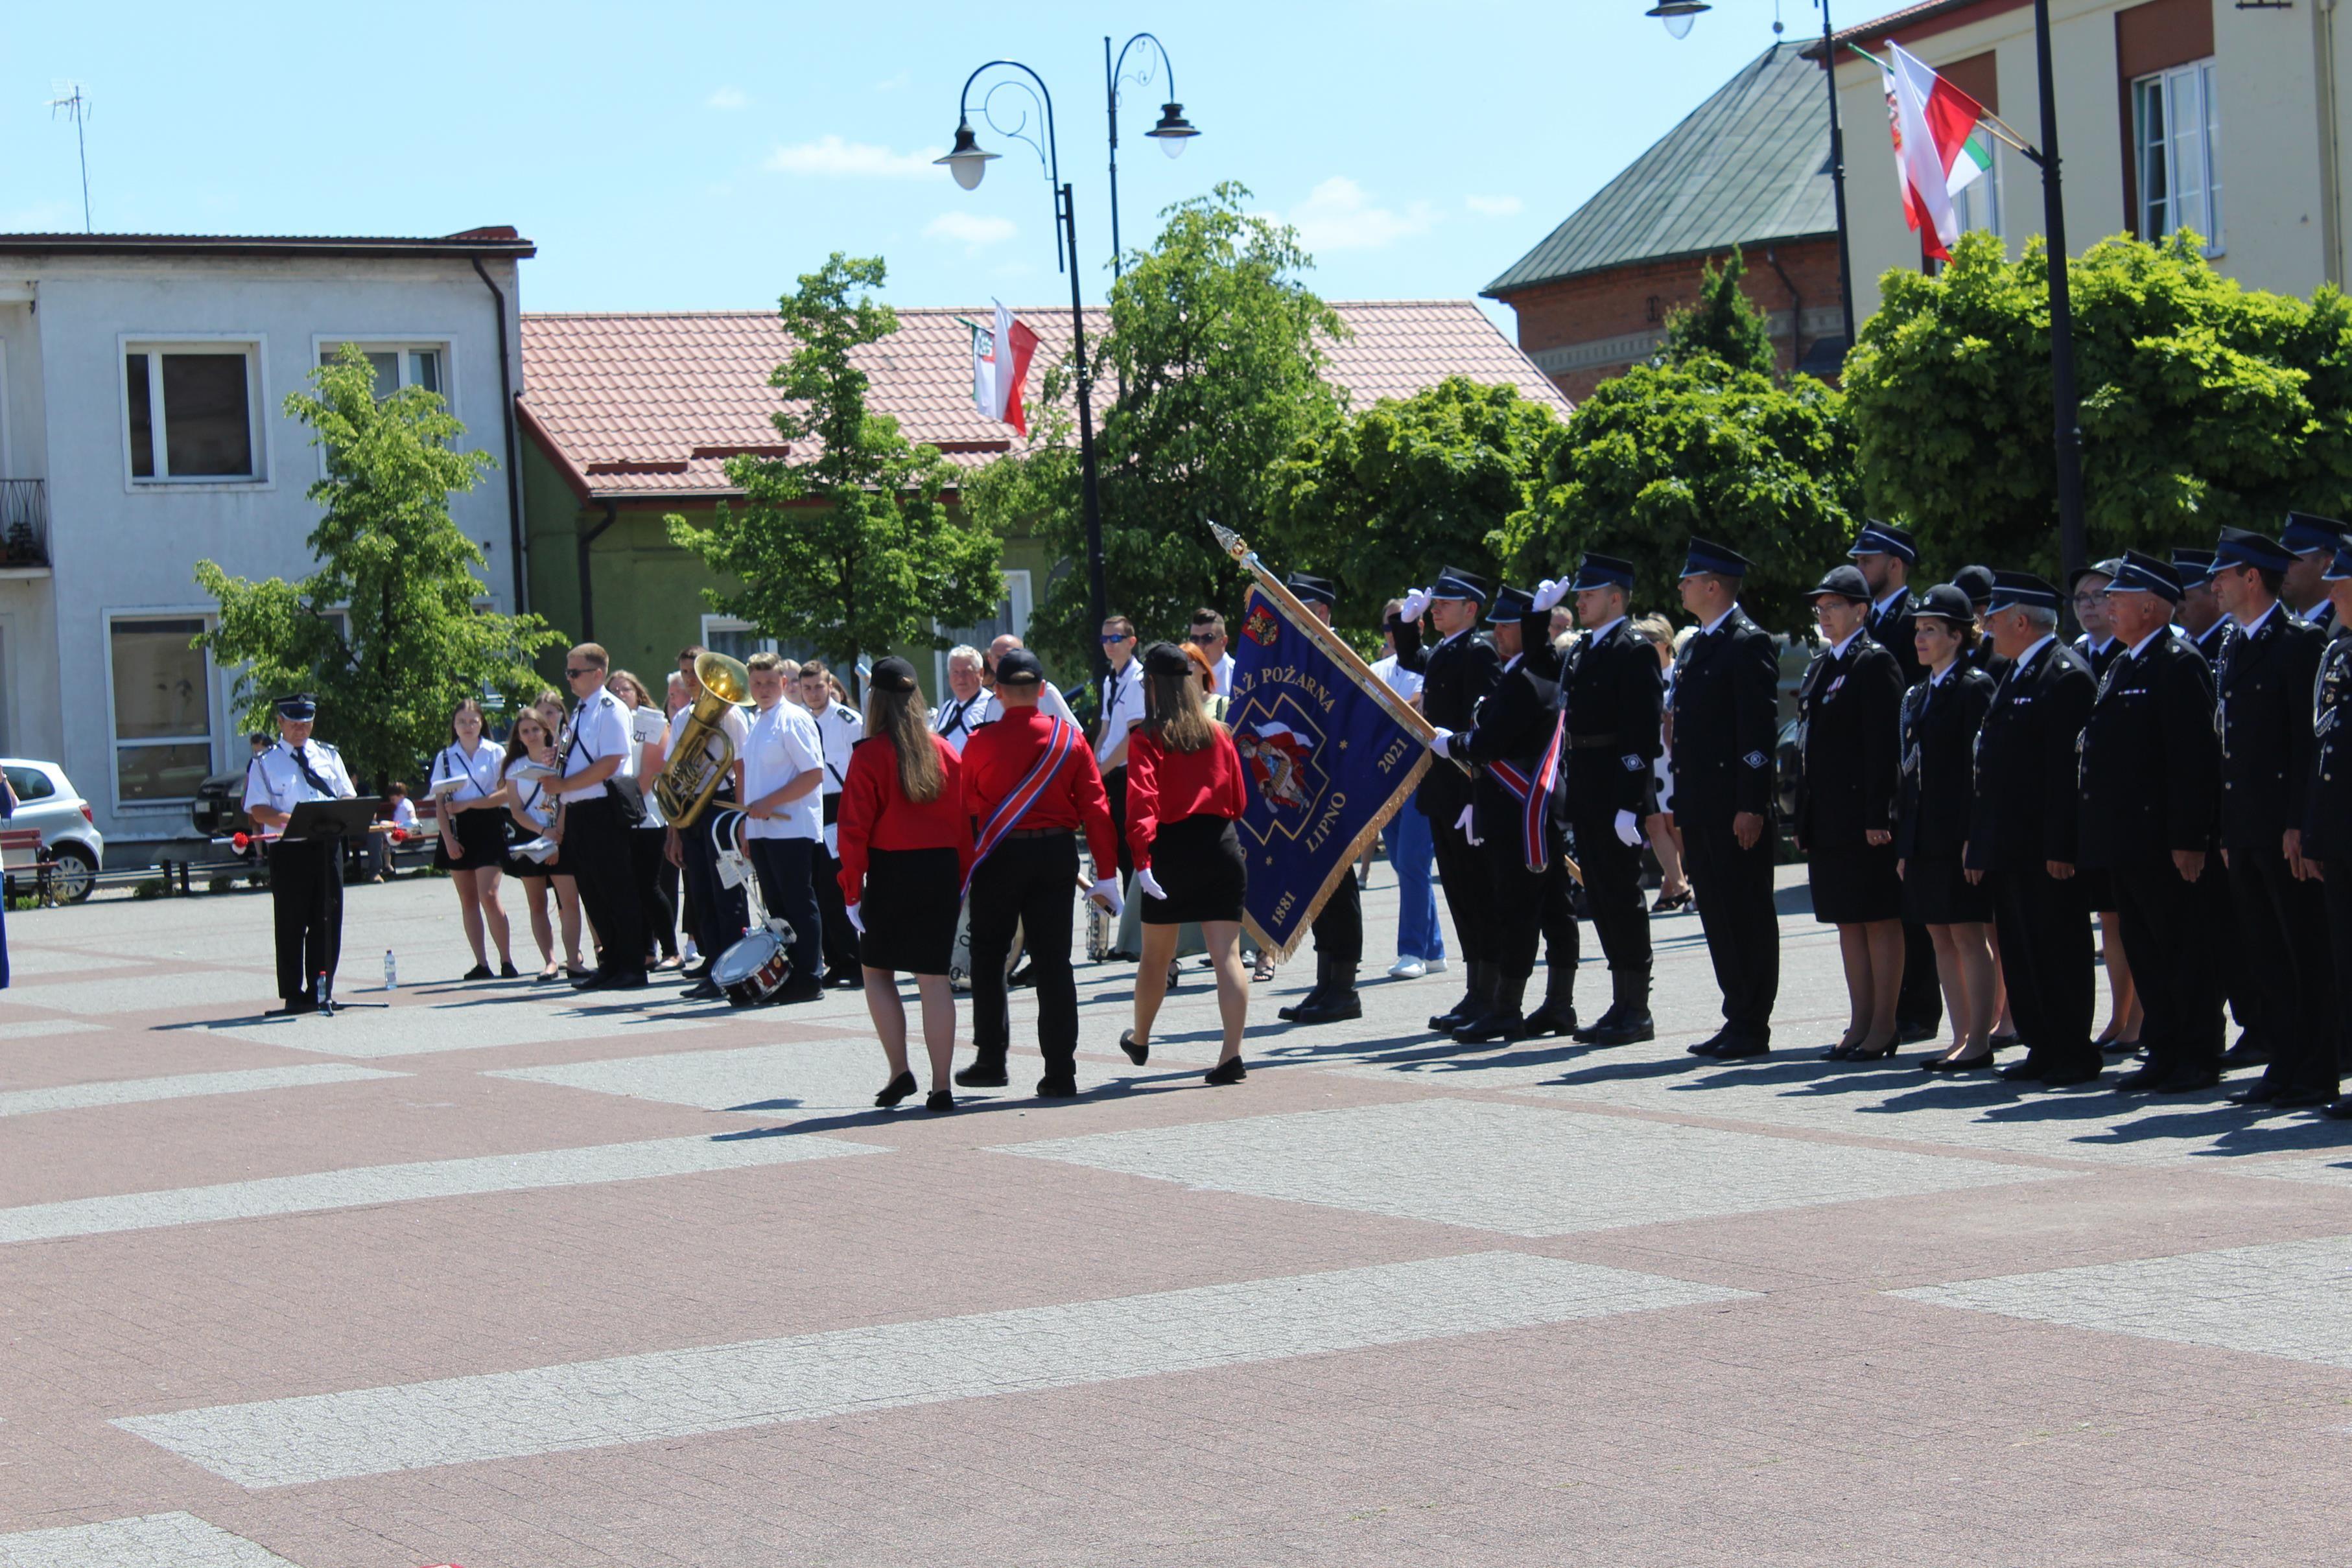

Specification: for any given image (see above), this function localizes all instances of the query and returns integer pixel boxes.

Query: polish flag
[1880,40,1992,262]
[970,301,1040,435]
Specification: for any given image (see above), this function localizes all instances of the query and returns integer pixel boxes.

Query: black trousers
[969,833,1080,1071]
[747,837,823,989]
[1987,861,2095,1078]
[1568,808,1650,981]
[629,825,676,961]
[1310,869,1362,970]
[813,812,860,979]
[1484,842,1575,989]
[1680,808,1779,1040]
[2231,847,2335,1097]
[679,803,748,972]
[1428,809,1494,965]
[267,839,343,1003]
[1103,766,1134,882]
[1897,919,1942,1031]
[2199,854,2257,1039]
[664,854,694,952]
[2323,860,2352,1079]
[565,797,646,982]
[2113,860,2220,1079]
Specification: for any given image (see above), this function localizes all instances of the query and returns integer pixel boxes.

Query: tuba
[655,650,751,828]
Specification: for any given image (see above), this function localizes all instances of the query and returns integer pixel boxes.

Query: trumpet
[654,650,750,828]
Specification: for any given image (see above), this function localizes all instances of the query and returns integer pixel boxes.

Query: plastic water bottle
[383,950,398,991]
[313,971,329,1009]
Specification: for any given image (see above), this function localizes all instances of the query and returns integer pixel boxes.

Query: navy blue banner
[1227,586,1433,959]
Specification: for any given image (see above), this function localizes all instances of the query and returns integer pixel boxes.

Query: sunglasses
[564,666,596,679]
[1100,634,1133,645]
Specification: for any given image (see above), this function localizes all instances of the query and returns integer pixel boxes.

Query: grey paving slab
[487,1037,897,1118]
[0,948,145,977]
[203,996,718,1057]
[0,1062,401,1117]
[0,1020,105,1041]
[6,970,281,1016]
[114,1251,1750,1488]
[0,1512,303,1567]
[0,1132,880,1245]
[1892,1234,2352,1369]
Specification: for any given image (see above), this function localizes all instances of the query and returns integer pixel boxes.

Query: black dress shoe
[1997,1058,2045,1082]
[462,963,494,981]
[954,1060,1009,1088]
[2113,1064,2167,1093]
[875,1071,917,1108]
[774,981,824,1004]
[572,970,615,991]
[1522,1001,1578,1038]
[1710,1035,1769,1059]
[679,980,723,1002]
[2038,1064,2102,1088]
[270,998,318,1017]
[2097,1034,2140,1055]
[1577,1011,1655,1047]
[499,960,522,979]
[2152,1067,2222,1094]
[2220,1037,2272,1068]
[1035,1073,1080,1098]
[1896,1022,1940,1045]
[1284,992,1362,1025]
[1205,1057,1247,1086]
[2322,1095,2352,1121]
[1922,1050,1993,1074]
[1988,1033,2024,1053]
[1428,995,1477,1032]
[1118,1029,1148,1066]
[1452,1011,1530,1045]
[827,970,863,990]
[2228,1082,2282,1106]
[925,1090,956,1113]
[609,973,649,990]
[2273,1089,2335,1109]
[1688,1032,1732,1057]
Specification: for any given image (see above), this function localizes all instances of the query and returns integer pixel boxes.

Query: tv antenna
[49,82,92,232]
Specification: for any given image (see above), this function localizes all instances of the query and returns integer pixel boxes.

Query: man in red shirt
[958,649,1123,1096]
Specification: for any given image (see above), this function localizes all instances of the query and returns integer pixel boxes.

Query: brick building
[1485,42,1850,400]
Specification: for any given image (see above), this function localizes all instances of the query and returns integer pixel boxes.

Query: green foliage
[666,253,1002,670]
[1661,247,1778,378]
[1263,375,1566,626]
[965,184,1345,677]
[198,345,562,789]
[1845,229,2352,579]
[1503,356,1861,635]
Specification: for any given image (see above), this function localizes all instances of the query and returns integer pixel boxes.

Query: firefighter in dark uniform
[1275,572,1365,1025]
[2173,544,2261,1064]
[2282,511,2348,633]
[1850,520,1943,1044]
[1553,552,1662,1046]
[1671,539,1782,1058]
[1431,584,1574,1042]
[2076,552,2224,1094]
[2307,543,2352,1119]
[242,693,359,1014]
[1388,566,1505,1032]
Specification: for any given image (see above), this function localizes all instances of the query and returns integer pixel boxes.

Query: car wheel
[47,842,97,904]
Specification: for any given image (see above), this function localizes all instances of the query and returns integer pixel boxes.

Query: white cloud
[1285,177,1438,252]
[766,135,943,180]
[926,211,1018,253]
[707,86,749,111]
[1464,193,1523,218]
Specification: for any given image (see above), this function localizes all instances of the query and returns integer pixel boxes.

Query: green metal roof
[1483,43,1837,298]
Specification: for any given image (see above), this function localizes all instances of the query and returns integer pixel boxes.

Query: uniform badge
[1742,750,1766,769]
[1622,755,1643,771]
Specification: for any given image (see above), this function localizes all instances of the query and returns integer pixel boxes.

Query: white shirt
[805,699,864,795]
[430,739,504,804]
[980,681,1077,727]
[1826,628,1862,661]
[2006,633,2058,683]
[242,738,357,840]
[390,797,418,832]
[2126,627,2167,659]
[932,688,991,755]
[1210,651,1236,696]
[742,700,824,842]
[1095,659,1144,769]
[1583,614,1629,644]
[2236,600,2283,637]
[625,704,666,778]
[663,700,751,803]
[559,684,633,805]
[1700,603,1742,636]
[506,755,556,834]
[1370,653,1424,702]
[1873,587,1909,619]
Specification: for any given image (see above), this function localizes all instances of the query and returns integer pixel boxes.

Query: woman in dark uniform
[836,657,970,1113]
[1896,585,2001,1071]
[1794,565,1908,1059]
[1122,641,1251,1084]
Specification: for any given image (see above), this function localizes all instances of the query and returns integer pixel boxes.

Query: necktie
[290,746,335,796]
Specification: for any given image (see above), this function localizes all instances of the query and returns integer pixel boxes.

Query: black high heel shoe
[875,1071,917,1108]
[1119,1029,1148,1066]
[924,1089,956,1113]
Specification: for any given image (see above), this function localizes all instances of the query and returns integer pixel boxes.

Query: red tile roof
[519,301,1571,499]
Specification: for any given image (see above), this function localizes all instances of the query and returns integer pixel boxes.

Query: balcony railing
[0,480,47,568]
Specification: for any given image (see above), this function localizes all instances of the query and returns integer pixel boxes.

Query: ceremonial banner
[1227,583,1432,961]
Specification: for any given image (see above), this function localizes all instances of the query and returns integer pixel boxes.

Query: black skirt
[1808,838,1902,924]
[504,819,563,879]
[1142,813,1247,925]
[436,804,511,874]
[858,846,962,975]
[1901,852,1991,926]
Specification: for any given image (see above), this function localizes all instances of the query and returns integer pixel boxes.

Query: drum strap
[1486,710,1566,874]
[964,717,1076,897]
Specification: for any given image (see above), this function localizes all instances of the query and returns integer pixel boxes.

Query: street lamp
[1644,2,1711,40]
[1105,32,1199,278]
[937,61,1113,681]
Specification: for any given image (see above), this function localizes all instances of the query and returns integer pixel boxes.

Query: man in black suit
[2078,554,2224,1094]
[1276,572,1364,1025]
[1554,552,1663,1046]
[1389,567,1505,1030]
[2305,544,2352,1119]
[2209,528,2334,1110]
[1671,539,1782,1059]
[1852,520,1940,1044]
[2173,545,2260,1065]
[1968,573,2100,1087]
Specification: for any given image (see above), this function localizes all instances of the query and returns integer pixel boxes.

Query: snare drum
[711,926,792,1007]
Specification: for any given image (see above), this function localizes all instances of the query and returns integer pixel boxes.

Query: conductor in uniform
[1671,539,1782,1058]
[242,692,359,1014]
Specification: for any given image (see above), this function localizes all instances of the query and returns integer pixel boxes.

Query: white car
[2,759,104,903]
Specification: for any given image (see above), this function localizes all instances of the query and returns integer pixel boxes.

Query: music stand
[279,798,386,1016]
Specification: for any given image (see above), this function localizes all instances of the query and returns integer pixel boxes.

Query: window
[2135,59,2221,252]
[123,345,261,481]
[699,616,817,667]
[3,765,54,804]
[109,617,214,804]
[318,344,445,399]
[1953,141,2001,240]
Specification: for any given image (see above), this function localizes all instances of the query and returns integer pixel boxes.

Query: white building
[0,228,534,857]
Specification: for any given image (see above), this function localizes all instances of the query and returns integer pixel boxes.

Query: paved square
[0,1512,302,1568]
[489,1036,892,1117]
[0,1062,400,1118]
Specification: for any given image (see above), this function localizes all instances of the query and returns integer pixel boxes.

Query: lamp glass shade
[935,121,998,191]
[1643,1,1710,38]
[1147,102,1198,159]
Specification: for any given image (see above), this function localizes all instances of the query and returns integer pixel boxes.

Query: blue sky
[4,0,1807,326]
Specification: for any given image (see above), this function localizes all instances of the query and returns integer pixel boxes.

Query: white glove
[1089,876,1125,918]
[1455,804,1483,847]
[845,902,865,935]
[1398,588,1432,624]
[1614,809,1642,848]
[1429,726,1455,759]
[1533,577,1571,613]
[1136,865,1168,902]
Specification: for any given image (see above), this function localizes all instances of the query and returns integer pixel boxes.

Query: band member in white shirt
[242,692,359,1013]
[552,644,648,990]
[933,644,990,755]
[1096,616,1146,886]
[429,696,517,980]
[608,670,680,972]
[668,646,751,1001]
[741,651,827,1001]
[502,700,585,981]
[799,658,866,986]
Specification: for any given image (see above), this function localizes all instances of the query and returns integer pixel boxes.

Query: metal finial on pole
[48,83,93,232]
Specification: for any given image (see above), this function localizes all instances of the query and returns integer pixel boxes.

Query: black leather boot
[1428,961,1485,1032]
[1453,970,1531,1044]
[1277,955,1332,1022]
[1522,964,1577,1038]
[1574,969,1657,1047]
[1287,955,1362,1025]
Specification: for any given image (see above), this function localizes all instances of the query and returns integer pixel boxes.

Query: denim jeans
[1384,808,1445,961]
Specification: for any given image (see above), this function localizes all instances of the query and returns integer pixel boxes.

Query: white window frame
[118,333,272,490]
[934,569,1033,696]
[309,334,458,408]
[2134,58,2222,255]
[103,606,220,814]
[1953,140,2001,241]
[700,614,775,662]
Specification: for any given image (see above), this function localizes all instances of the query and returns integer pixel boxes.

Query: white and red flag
[1879,40,1993,261]
[970,301,1039,435]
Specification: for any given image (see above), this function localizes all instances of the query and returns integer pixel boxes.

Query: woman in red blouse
[1122,640,1252,1084]
[837,657,973,1112]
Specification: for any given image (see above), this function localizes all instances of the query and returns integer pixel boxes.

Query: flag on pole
[1879,41,1992,261]
[969,301,1039,435]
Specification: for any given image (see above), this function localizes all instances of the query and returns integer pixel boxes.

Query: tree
[197,345,562,789]
[1661,247,1778,379]
[667,253,1003,672]
[1263,375,1566,627]
[964,184,1345,679]
[1844,229,2352,578]
[1501,355,1861,635]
